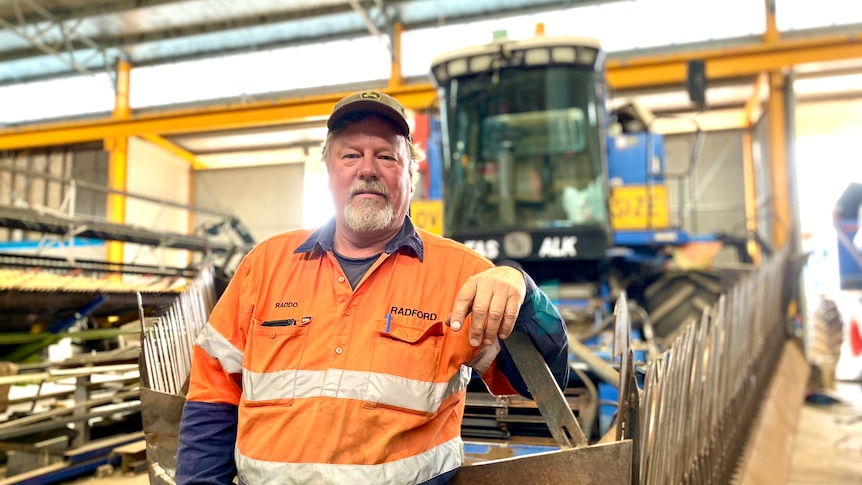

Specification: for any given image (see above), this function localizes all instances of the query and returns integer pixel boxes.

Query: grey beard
[343,198,395,232]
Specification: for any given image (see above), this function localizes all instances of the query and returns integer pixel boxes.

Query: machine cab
[429,34,612,260]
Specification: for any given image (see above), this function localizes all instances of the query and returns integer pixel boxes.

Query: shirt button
[338,276,345,283]
[335,347,343,355]
[344,309,350,316]
[269,331,276,339]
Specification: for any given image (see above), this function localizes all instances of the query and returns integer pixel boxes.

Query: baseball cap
[327,90,411,139]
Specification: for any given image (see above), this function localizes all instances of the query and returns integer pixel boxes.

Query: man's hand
[447,266,526,347]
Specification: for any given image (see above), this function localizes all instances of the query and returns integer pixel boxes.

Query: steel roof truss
[0,0,113,79]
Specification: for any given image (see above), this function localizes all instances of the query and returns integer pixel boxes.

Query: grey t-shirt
[333,251,381,289]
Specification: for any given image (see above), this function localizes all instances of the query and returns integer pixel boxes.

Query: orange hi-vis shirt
[184,218,523,484]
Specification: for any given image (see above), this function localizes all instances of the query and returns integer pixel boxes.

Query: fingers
[468,279,496,347]
[448,277,476,332]
[450,266,527,347]
[498,292,521,339]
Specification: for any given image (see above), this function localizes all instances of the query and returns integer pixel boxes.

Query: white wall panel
[194,163,305,244]
[125,136,193,268]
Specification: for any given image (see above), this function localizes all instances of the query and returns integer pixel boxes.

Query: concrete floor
[51,381,862,484]
[789,382,862,485]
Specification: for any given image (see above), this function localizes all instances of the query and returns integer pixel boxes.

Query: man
[176,91,569,484]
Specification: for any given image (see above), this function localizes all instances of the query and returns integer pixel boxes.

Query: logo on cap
[360,91,382,100]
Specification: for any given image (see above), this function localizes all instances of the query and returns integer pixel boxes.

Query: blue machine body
[835,182,862,290]
[606,132,666,185]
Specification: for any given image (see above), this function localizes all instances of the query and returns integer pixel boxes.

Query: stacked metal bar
[637,248,791,485]
[139,263,216,395]
[0,263,186,293]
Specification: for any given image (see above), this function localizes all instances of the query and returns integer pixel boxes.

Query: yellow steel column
[389,20,404,88]
[741,73,768,265]
[768,71,792,249]
[764,0,780,45]
[741,131,761,265]
[187,166,196,266]
[106,59,132,264]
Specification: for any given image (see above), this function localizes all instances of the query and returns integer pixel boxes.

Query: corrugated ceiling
[0,0,614,85]
[2,0,861,166]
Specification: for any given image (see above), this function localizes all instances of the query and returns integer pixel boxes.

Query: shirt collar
[294,216,424,261]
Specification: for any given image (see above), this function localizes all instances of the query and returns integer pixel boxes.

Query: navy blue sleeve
[176,400,238,484]
[496,264,570,398]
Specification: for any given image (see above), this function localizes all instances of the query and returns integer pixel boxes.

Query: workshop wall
[0,147,109,260]
[124,137,193,268]
[193,163,305,244]
[665,130,747,264]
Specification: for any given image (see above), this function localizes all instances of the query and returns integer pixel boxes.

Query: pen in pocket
[261,319,296,327]
[386,313,391,332]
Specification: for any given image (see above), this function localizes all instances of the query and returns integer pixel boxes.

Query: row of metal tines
[139,263,216,395]
[636,248,790,485]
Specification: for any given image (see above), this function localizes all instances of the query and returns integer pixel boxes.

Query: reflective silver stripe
[196,322,244,374]
[366,366,471,413]
[236,435,463,485]
[243,366,471,413]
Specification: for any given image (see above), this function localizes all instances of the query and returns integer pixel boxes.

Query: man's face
[327,116,413,234]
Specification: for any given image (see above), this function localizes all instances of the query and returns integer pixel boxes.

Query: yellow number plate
[410,199,444,235]
[610,185,670,230]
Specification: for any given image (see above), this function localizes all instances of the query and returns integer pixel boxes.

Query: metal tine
[140,292,167,393]
[649,351,673,485]
[156,317,178,395]
[650,351,670,485]
[167,305,186,390]
[142,327,157,390]
[678,321,698,483]
[688,306,710,482]
[702,302,721,483]
[177,290,196,364]
[136,292,152,390]
[166,301,183,381]
[169,303,188,383]
[160,316,178,395]
[660,323,689,485]
[725,284,743,480]
[638,358,657,485]
[146,326,165,393]
[644,355,665,485]
[176,292,194,381]
[672,324,696,484]
[728,284,746,478]
[151,318,170,394]
[614,292,631,442]
[184,285,203,370]
[662,326,685,485]
[658,325,681,485]
[675,324,696,484]
[667,326,690,485]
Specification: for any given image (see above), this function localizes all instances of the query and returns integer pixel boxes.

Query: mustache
[349,180,389,199]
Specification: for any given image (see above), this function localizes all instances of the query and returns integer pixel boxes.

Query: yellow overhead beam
[1,35,862,150]
[0,84,437,150]
[743,72,769,128]
[606,33,862,90]
[140,134,207,170]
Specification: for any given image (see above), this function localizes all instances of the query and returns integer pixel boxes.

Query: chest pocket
[243,316,310,406]
[365,318,445,411]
